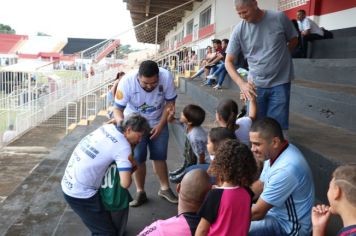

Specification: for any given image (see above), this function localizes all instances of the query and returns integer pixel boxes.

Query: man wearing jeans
[225,0,298,135]
[114,60,178,207]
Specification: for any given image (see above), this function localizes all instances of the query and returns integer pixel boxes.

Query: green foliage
[0,23,16,34]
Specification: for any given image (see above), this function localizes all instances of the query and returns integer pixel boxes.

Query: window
[199,6,211,28]
[186,19,194,35]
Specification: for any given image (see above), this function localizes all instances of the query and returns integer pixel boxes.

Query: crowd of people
[61,0,354,235]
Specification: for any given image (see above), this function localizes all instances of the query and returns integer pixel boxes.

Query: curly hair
[208,139,257,187]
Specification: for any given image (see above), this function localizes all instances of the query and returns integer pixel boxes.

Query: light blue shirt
[260,144,314,235]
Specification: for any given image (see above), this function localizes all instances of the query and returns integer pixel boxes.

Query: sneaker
[129,191,148,207]
[169,171,185,184]
[206,74,216,80]
[158,188,178,204]
[213,84,222,90]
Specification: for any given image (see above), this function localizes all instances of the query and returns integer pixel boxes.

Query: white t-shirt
[61,124,133,199]
[235,117,253,146]
[298,18,324,36]
[2,130,16,143]
[114,68,177,127]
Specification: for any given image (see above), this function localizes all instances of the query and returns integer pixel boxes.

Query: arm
[207,53,223,65]
[251,180,264,201]
[150,101,175,139]
[225,54,256,100]
[288,37,299,52]
[248,94,257,121]
[110,80,120,97]
[113,107,124,124]
[312,204,331,236]
[251,198,273,221]
[119,171,132,189]
[195,218,210,236]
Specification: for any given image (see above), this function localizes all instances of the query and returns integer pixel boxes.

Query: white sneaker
[213,84,222,90]
[206,75,216,80]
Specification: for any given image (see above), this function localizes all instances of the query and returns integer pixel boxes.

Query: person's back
[261,143,315,235]
[138,169,211,236]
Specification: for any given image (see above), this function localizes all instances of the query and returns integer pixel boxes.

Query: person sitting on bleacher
[249,117,315,236]
[311,164,356,236]
[138,169,211,236]
[189,45,216,80]
[297,9,331,57]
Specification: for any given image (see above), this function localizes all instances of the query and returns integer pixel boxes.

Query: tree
[0,23,16,34]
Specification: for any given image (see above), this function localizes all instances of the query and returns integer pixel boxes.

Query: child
[168,104,209,183]
[215,96,256,146]
[312,165,356,236]
[195,139,258,236]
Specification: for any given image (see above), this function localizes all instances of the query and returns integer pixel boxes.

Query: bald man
[138,169,211,236]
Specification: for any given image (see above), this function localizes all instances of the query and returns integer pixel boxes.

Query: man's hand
[166,104,176,123]
[312,204,331,236]
[150,124,163,139]
[239,80,257,101]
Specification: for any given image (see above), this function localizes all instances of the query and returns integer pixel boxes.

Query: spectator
[297,9,325,57]
[291,19,304,58]
[249,117,314,236]
[61,114,150,235]
[107,72,125,119]
[215,97,256,146]
[311,164,356,236]
[138,169,211,236]
[167,104,209,183]
[113,60,178,207]
[2,124,16,144]
[202,39,226,86]
[189,46,215,80]
[225,0,298,137]
[195,139,258,235]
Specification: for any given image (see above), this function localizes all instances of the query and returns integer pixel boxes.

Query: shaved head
[179,169,211,207]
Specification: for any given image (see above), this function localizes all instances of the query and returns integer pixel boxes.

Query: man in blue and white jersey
[113,60,178,207]
[249,117,315,236]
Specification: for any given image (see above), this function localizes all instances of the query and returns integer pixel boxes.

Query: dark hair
[120,114,150,135]
[212,39,222,45]
[209,139,257,186]
[208,127,237,152]
[250,117,285,142]
[115,71,126,80]
[297,9,306,15]
[183,104,206,127]
[222,39,229,44]
[217,99,238,131]
[138,60,159,77]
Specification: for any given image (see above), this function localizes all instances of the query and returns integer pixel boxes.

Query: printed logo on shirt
[116,90,124,100]
[135,102,161,114]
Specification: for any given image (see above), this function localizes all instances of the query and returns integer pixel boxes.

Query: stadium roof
[124,0,201,44]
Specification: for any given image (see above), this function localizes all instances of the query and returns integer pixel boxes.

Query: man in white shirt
[114,60,178,207]
[297,9,324,57]
[2,124,16,144]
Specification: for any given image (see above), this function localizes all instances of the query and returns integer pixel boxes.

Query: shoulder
[236,116,252,126]
[159,68,173,80]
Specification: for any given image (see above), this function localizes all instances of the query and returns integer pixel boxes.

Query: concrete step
[309,36,356,58]
[293,58,356,86]
[291,79,356,132]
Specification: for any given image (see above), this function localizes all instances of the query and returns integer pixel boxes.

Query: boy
[168,104,209,183]
[312,165,356,236]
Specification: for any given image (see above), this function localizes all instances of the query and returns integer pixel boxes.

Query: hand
[166,105,176,123]
[150,124,163,139]
[128,154,138,173]
[312,204,331,235]
[239,80,256,101]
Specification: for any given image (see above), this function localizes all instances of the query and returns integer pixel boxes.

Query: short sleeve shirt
[61,124,133,199]
[198,187,253,236]
[297,18,324,36]
[259,144,315,235]
[114,68,177,127]
[226,10,298,88]
[235,116,253,146]
[337,225,356,236]
[187,126,209,162]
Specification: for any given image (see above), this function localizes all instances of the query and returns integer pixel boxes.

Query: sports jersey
[198,186,253,236]
[260,144,315,235]
[138,213,200,236]
[338,225,356,236]
[235,116,253,146]
[61,124,133,199]
[114,68,177,127]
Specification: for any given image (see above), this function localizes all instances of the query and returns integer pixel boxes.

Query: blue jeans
[207,62,226,85]
[134,125,169,164]
[63,192,117,236]
[249,215,287,236]
[193,68,205,78]
[256,83,291,130]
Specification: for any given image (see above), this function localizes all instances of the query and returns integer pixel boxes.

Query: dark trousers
[301,33,324,57]
[63,192,128,236]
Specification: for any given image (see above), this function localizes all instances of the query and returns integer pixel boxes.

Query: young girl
[195,139,258,236]
[216,96,256,146]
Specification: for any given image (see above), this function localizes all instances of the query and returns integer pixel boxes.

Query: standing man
[249,117,314,236]
[114,60,178,207]
[225,0,298,136]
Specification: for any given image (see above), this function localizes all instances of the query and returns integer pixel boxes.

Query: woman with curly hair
[195,139,258,236]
